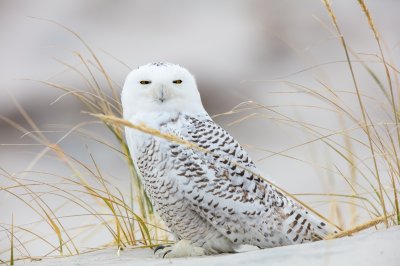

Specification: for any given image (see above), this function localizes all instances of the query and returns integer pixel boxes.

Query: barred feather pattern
[125,111,335,254]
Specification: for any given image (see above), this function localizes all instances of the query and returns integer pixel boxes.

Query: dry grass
[322,0,398,227]
[1,2,399,264]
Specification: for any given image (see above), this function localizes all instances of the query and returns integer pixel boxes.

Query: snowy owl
[122,62,337,258]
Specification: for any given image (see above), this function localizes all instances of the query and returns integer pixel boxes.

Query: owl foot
[154,240,206,258]
[153,244,172,255]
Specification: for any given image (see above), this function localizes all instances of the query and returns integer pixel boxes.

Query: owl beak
[156,85,168,103]
[160,88,165,102]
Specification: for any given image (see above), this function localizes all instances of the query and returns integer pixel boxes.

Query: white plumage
[122,62,336,258]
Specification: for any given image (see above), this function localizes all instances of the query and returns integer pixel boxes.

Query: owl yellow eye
[173,80,182,84]
[140,80,151,85]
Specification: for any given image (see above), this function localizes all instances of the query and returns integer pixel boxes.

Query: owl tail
[282,201,339,244]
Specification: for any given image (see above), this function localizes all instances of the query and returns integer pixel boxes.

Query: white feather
[122,62,336,257]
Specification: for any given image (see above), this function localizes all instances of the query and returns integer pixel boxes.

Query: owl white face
[121,62,206,119]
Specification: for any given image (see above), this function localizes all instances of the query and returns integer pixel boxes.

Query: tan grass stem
[325,213,395,240]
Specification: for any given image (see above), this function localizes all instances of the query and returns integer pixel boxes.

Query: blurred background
[1,0,399,259]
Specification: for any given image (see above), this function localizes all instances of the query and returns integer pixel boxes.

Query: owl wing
[164,114,335,246]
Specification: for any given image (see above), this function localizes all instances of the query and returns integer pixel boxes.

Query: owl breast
[127,113,236,253]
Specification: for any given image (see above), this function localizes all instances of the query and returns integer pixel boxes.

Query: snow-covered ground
[19,226,400,266]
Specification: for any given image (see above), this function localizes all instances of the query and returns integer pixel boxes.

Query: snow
[19,226,400,266]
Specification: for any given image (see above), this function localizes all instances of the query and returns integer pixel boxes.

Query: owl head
[121,62,206,119]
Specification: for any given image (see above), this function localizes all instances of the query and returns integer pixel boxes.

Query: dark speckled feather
[125,112,335,253]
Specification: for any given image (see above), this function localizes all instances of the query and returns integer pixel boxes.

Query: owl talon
[153,245,166,254]
[154,244,172,255]
[154,245,173,258]
[154,240,206,258]
[162,249,172,258]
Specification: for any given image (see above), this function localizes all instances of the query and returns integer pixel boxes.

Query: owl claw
[154,245,165,254]
[154,245,172,258]
[154,240,206,258]
[162,249,172,258]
